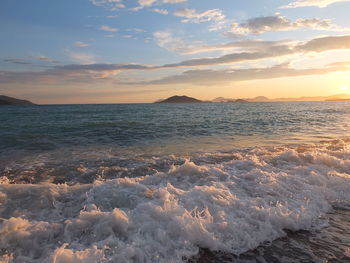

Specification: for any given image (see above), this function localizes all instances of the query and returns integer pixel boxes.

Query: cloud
[0,69,121,85]
[282,0,350,8]
[66,51,95,64]
[132,0,186,11]
[296,34,350,51]
[32,56,56,62]
[131,0,187,11]
[2,35,350,86]
[152,30,293,55]
[3,56,57,65]
[173,39,294,54]
[74,41,90,47]
[136,0,156,9]
[100,25,118,32]
[0,69,92,85]
[162,0,186,2]
[173,8,225,23]
[90,0,125,10]
[122,34,133,38]
[126,28,146,33]
[227,15,340,36]
[152,8,169,14]
[0,63,151,85]
[135,61,350,86]
[56,63,149,71]
[153,31,191,52]
[156,35,350,68]
[161,47,292,68]
[3,59,33,65]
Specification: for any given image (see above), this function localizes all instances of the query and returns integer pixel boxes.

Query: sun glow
[340,85,349,92]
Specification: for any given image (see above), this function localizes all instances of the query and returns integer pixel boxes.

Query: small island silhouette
[156,95,203,103]
[155,94,350,103]
[156,95,249,103]
[0,95,34,105]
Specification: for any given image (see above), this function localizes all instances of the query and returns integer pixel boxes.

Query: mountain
[0,95,35,105]
[233,99,249,103]
[156,95,203,103]
[270,93,350,102]
[248,96,270,102]
[212,97,229,102]
[212,94,350,102]
[325,98,350,101]
[213,96,263,102]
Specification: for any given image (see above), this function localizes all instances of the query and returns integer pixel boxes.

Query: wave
[0,139,350,262]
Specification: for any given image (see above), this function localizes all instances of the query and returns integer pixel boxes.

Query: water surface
[0,102,349,262]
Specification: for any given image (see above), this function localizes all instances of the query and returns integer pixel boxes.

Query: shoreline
[192,208,350,262]
[1,139,350,262]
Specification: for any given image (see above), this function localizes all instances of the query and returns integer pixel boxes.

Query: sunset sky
[1,0,350,103]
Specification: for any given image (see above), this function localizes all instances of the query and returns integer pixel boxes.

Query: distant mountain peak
[155,95,203,103]
[234,99,249,103]
[252,96,269,101]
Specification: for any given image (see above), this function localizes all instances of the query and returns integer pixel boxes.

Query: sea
[0,102,349,263]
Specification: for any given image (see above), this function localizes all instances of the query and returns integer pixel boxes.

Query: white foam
[50,244,104,263]
[0,139,350,262]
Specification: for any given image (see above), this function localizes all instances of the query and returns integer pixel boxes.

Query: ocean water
[0,102,350,262]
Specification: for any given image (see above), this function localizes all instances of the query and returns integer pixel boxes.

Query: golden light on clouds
[2,0,350,104]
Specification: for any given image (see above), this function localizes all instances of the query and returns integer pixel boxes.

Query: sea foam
[0,139,350,262]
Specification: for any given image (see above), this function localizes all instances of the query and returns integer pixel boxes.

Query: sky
[1,0,350,104]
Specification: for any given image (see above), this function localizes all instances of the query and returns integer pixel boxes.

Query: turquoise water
[0,102,350,262]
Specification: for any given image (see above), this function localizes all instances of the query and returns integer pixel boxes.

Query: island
[325,98,350,101]
[232,99,249,103]
[156,95,203,103]
[0,95,35,105]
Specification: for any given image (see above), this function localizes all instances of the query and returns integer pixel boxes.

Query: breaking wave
[0,139,350,262]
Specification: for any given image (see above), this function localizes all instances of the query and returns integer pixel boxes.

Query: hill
[212,94,350,102]
[0,95,35,105]
[231,99,249,103]
[156,95,203,103]
[248,96,270,102]
[325,98,350,101]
